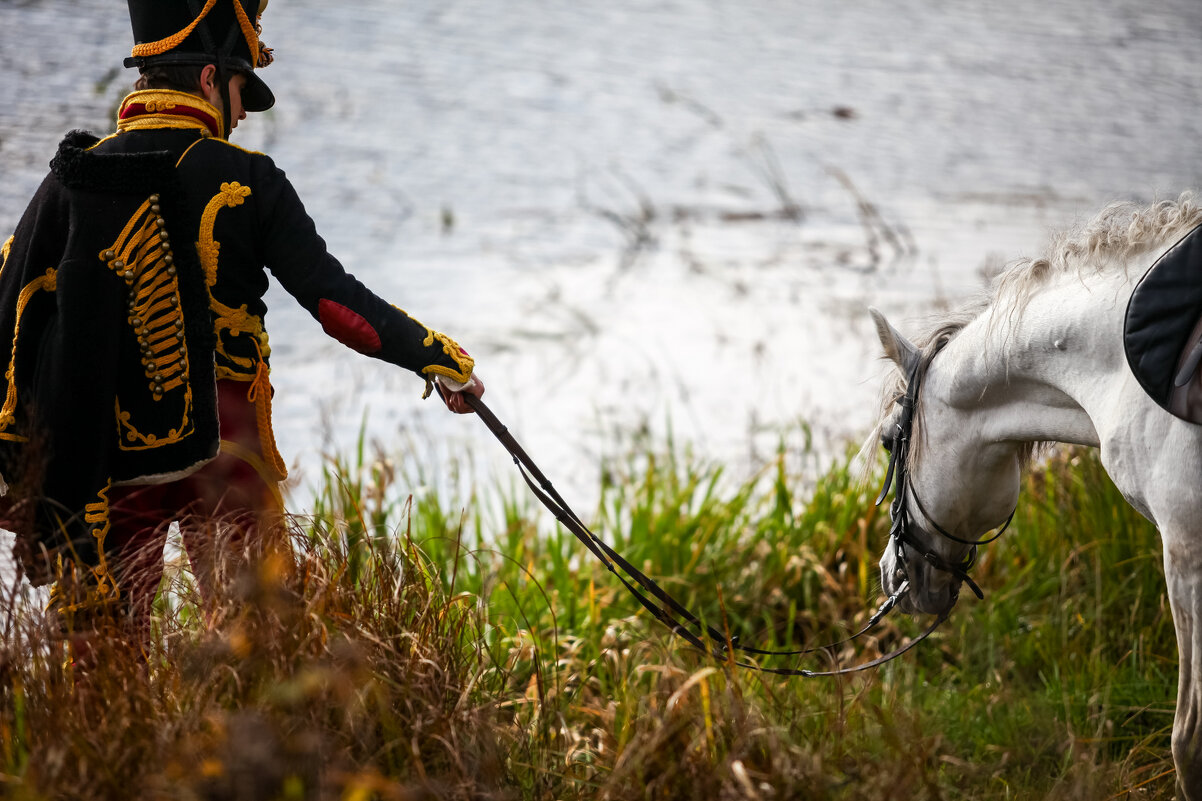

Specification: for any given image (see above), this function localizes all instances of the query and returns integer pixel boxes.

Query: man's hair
[134,64,207,93]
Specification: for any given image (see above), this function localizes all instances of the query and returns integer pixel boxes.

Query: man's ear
[198,63,218,95]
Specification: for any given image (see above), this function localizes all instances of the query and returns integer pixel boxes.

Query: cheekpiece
[122,0,275,112]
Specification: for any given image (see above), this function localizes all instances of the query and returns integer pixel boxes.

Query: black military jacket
[0,89,474,573]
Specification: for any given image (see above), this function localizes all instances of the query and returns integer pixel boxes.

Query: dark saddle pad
[1125,223,1202,424]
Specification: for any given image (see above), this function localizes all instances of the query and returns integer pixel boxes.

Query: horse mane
[864,192,1202,479]
[995,191,1202,309]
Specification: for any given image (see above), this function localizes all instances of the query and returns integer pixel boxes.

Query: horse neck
[930,268,1134,449]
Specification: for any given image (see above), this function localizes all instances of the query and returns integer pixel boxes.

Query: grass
[0,430,1178,799]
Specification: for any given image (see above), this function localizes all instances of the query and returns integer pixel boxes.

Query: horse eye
[881,430,895,453]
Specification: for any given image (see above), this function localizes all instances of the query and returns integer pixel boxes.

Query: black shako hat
[123,0,275,113]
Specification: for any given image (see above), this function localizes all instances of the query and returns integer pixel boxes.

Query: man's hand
[435,373,484,414]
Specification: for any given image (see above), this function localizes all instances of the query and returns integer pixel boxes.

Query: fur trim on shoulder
[50,130,179,195]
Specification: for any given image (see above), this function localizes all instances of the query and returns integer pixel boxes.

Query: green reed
[0,429,1179,799]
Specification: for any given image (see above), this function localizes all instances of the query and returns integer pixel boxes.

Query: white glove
[435,374,477,393]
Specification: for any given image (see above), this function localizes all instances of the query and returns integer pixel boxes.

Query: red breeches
[98,380,286,642]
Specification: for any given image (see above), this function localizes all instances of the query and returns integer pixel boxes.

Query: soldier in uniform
[0,0,483,648]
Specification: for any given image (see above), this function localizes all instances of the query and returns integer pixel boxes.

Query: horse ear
[868,307,920,377]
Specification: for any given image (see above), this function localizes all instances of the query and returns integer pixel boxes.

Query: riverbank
[0,436,1175,799]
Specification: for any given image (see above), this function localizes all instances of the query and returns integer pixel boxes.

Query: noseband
[875,349,1015,604]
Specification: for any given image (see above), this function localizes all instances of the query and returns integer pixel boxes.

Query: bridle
[463,351,1012,675]
[875,346,1015,607]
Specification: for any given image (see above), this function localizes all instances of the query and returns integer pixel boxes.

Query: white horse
[869,195,1202,799]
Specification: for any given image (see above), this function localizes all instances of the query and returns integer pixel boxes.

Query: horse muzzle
[880,548,959,616]
[903,578,959,616]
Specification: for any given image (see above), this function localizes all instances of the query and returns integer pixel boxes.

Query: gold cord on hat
[254,12,274,67]
[231,0,262,66]
[129,0,271,68]
[130,0,219,58]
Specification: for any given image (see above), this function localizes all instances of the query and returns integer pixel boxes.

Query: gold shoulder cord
[196,181,267,377]
[190,175,287,482]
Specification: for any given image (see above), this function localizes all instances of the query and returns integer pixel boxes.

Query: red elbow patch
[318,299,382,354]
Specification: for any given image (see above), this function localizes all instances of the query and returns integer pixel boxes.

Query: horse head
[869,307,1022,617]
[858,198,1202,799]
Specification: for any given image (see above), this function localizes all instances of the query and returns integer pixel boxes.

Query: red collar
[116,90,224,139]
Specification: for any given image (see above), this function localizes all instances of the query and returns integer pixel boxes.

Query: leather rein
[463,366,1007,676]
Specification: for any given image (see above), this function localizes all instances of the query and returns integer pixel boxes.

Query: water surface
[2,0,1201,508]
